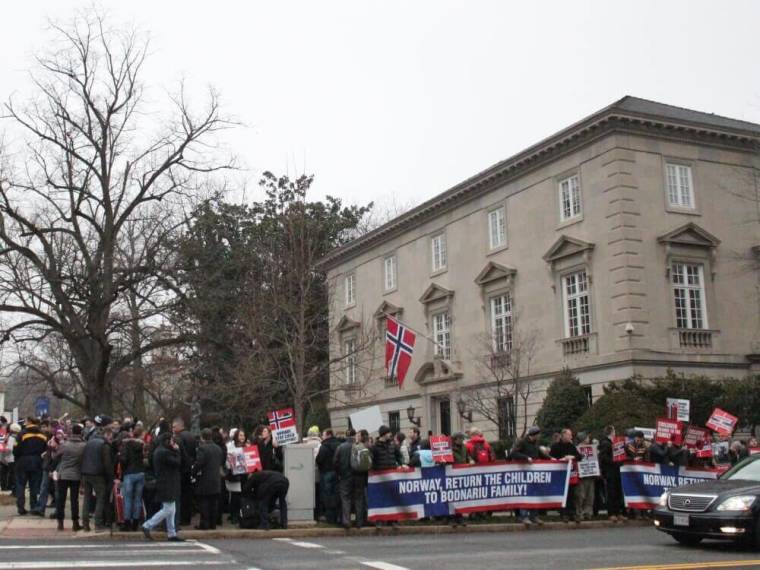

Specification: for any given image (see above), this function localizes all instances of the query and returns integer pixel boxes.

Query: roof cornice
[317,100,760,271]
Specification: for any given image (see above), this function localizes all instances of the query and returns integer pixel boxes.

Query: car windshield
[722,457,760,482]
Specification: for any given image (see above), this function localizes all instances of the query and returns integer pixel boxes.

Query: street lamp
[456,397,472,423]
[406,404,421,427]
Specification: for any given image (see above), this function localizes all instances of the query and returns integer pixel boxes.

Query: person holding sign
[598,425,625,522]
[254,426,283,473]
[550,428,582,523]
[575,432,599,522]
[225,429,248,525]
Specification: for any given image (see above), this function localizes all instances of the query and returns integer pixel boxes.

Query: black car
[654,455,760,547]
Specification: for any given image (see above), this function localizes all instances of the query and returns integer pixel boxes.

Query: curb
[96,519,652,541]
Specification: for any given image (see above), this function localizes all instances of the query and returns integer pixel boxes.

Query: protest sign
[268,407,299,445]
[712,441,730,465]
[577,444,600,478]
[243,445,262,473]
[666,398,690,422]
[634,427,656,441]
[655,418,683,445]
[227,448,247,475]
[621,463,721,509]
[349,405,384,434]
[430,436,454,464]
[683,426,711,448]
[612,437,627,463]
[367,461,570,521]
[706,408,738,436]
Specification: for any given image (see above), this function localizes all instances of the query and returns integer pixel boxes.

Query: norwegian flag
[268,408,295,431]
[385,316,416,389]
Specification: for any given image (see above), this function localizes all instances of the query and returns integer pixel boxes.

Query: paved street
[1,527,760,569]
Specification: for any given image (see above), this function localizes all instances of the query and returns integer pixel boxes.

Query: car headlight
[658,492,669,507]
[716,496,756,512]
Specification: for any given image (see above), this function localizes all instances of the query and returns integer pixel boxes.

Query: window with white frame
[433,311,451,360]
[671,262,707,329]
[431,233,447,272]
[343,338,357,384]
[344,273,356,306]
[559,174,582,222]
[488,207,507,249]
[384,255,397,291]
[666,163,695,209]
[490,293,513,353]
[563,270,591,337]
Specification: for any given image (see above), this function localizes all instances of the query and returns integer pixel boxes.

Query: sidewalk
[0,499,650,541]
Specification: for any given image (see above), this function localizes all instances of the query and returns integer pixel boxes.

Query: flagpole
[382,312,446,352]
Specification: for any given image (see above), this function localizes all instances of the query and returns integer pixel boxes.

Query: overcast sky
[2,1,759,211]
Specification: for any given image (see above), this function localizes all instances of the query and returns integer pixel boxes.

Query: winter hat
[527,426,541,436]
[307,425,320,437]
[577,431,588,443]
[9,423,20,433]
[378,425,391,438]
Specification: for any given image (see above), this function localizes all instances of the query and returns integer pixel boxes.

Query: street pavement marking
[587,560,760,570]
[0,544,198,550]
[0,561,230,569]
[289,541,325,548]
[193,541,222,554]
[361,563,411,570]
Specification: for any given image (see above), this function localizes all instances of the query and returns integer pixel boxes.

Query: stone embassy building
[318,97,760,441]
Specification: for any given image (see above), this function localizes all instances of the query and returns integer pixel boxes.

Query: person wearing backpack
[465,427,495,464]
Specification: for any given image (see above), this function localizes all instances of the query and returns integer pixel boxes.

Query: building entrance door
[438,398,451,436]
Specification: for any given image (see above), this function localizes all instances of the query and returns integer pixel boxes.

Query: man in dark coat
[172,418,197,526]
[371,425,401,470]
[13,418,47,515]
[193,428,224,530]
[80,427,114,531]
[315,428,341,524]
[509,426,550,525]
[142,434,184,542]
[242,470,289,530]
[334,428,356,529]
[598,425,624,522]
[550,428,583,523]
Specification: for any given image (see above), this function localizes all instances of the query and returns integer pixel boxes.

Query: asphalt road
[1,526,760,569]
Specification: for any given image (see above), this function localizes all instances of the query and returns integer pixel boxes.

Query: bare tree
[0,14,233,414]
[463,315,540,438]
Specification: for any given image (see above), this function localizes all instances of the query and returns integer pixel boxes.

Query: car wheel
[672,534,703,546]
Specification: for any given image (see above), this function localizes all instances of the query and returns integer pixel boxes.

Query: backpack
[474,441,491,464]
[350,443,373,472]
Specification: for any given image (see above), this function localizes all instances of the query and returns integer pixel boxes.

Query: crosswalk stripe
[0,561,229,569]
[361,563,411,570]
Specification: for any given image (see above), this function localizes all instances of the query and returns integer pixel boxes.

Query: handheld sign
[655,418,683,445]
[612,437,627,463]
[706,408,738,436]
[666,398,690,422]
[267,407,299,446]
[243,445,262,473]
[227,448,247,475]
[577,444,601,478]
[349,405,384,434]
[634,427,657,441]
[430,435,454,464]
[683,426,711,449]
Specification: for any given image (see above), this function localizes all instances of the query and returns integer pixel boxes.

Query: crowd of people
[0,414,290,541]
[0,413,755,538]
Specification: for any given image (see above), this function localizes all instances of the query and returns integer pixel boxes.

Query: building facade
[319,97,760,441]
